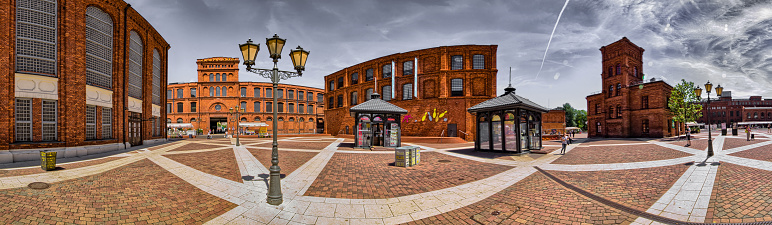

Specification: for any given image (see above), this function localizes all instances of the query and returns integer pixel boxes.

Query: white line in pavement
[232,146,270,188]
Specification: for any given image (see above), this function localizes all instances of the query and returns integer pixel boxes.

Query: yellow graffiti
[433,109,437,119]
[439,111,447,118]
[421,112,427,121]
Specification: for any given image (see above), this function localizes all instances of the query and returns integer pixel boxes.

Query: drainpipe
[122,4,131,148]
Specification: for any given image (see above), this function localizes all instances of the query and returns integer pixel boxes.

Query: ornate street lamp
[697,81,723,157]
[229,107,245,146]
[239,34,309,205]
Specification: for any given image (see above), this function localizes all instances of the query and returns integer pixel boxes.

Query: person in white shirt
[560,134,568,154]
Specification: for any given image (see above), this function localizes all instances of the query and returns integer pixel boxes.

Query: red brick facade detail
[323,45,498,141]
[586,38,681,138]
[166,57,325,134]
[542,109,566,136]
[0,0,170,150]
[697,95,772,125]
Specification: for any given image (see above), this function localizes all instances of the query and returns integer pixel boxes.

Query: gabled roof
[349,94,408,114]
[467,89,549,113]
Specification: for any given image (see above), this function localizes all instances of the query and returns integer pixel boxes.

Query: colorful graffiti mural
[403,109,448,123]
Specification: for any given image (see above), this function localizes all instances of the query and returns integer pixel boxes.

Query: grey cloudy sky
[129,0,772,110]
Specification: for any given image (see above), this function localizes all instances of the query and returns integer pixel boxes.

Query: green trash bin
[40,150,57,171]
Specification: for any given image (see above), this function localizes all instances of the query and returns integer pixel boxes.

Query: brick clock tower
[587,37,680,138]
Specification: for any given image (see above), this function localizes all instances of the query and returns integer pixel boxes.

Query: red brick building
[542,108,566,139]
[586,38,681,138]
[697,92,772,126]
[166,57,325,135]
[1,0,170,163]
[324,45,498,141]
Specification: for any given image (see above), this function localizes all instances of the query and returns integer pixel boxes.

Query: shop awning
[565,127,581,130]
[239,122,269,127]
[167,123,193,128]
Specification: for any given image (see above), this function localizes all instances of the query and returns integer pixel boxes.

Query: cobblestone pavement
[1,133,772,224]
[551,144,691,165]
[164,149,242,183]
[303,152,513,199]
[0,156,125,178]
[669,137,709,151]
[707,162,772,223]
[0,159,236,224]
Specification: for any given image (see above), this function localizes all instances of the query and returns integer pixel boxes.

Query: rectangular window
[298,91,304,100]
[177,102,183,113]
[42,100,57,141]
[337,95,343,107]
[167,90,172,99]
[451,79,464,96]
[254,88,261,98]
[595,103,600,115]
[337,78,344,89]
[730,111,734,117]
[383,65,392,78]
[278,89,284,99]
[642,96,649,109]
[307,105,313,114]
[307,92,313,101]
[190,102,197,112]
[241,102,247,110]
[351,73,359,84]
[241,87,247,97]
[86,105,96,140]
[318,93,324,103]
[403,83,413,100]
[166,103,171,113]
[451,55,463,70]
[351,92,358,105]
[366,69,374,81]
[16,0,58,76]
[191,88,196,98]
[288,90,294,99]
[299,104,304,114]
[15,99,32,142]
[266,102,272,112]
[329,81,335,91]
[366,88,373,101]
[382,86,392,101]
[278,102,284,113]
[289,104,294,113]
[177,89,183,98]
[102,108,112,139]
[403,61,414,76]
[254,102,260,112]
[329,97,334,109]
[473,55,485,69]
[266,88,273,98]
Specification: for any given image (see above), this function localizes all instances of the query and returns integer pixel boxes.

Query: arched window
[278,117,284,121]
[299,104,305,114]
[16,0,58,75]
[191,118,196,123]
[278,102,284,112]
[366,68,374,81]
[222,86,228,96]
[337,77,344,89]
[216,73,220,81]
[222,74,227,81]
[617,105,622,117]
[85,7,114,89]
[403,83,413,100]
[596,122,602,133]
[608,66,613,77]
[254,102,260,112]
[451,55,463,70]
[642,119,649,134]
[616,83,621,96]
[609,85,614,98]
[329,80,335,91]
[267,117,272,121]
[754,112,758,119]
[289,103,295,113]
[209,87,214,96]
[451,79,463,96]
[337,95,343,107]
[366,88,374,100]
[299,118,304,122]
[167,118,171,123]
[309,118,314,122]
[351,72,359,84]
[616,64,621,75]
[289,117,295,122]
[209,74,214,82]
[633,67,638,78]
[240,101,247,110]
[128,31,143,99]
[609,106,614,119]
[350,92,358,106]
[241,117,247,122]
[254,117,261,122]
[176,102,183,112]
[403,61,414,75]
[176,118,183,123]
[383,64,392,78]
[152,49,161,105]
[216,87,221,96]
[307,105,313,114]
[748,113,751,119]
[266,102,272,112]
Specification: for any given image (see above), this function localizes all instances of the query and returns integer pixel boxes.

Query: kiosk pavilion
[350,93,408,148]
[467,86,549,153]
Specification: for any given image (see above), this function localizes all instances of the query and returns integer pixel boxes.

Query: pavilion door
[128,113,142,146]
[447,124,457,137]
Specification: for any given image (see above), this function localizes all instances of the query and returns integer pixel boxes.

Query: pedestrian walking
[686,127,691,147]
[560,134,568,154]
[746,126,751,141]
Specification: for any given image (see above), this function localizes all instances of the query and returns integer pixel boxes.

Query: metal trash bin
[40,150,57,171]
[409,147,420,166]
[395,147,410,167]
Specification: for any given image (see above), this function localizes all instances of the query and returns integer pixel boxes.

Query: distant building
[166,57,325,135]
[323,45,498,141]
[696,92,772,126]
[586,37,682,138]
[1,0,170,161]
[542,108,566,139]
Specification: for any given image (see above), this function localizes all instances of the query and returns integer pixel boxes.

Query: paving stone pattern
[729,145,772,162]
[446,148,544,161]
[670,138,708,151]
[251,141,334,150]
[722,138,766,150]
[167,143,226,152]
[0,157,126,178]
[550,144,691,165]
[706,162,772,223]
[164,149,242,183]
[579,139,649,145]
[304,152,513,199]
[549,164,691,211]
[247,148,319,176]
[406,173,637,225]
[0,159,236,224]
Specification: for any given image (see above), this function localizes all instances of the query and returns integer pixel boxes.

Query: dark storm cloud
[129,0,771,110]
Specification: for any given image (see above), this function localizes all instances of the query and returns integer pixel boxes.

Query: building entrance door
[128,112,142,146]
[210,117,227,134]
[448,123,457,137]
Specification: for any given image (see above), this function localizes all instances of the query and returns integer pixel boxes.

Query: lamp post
[695,81,723,157]
[229,107,245,146]
[239,34,309,205]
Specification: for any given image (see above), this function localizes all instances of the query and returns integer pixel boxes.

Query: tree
[575,110,587,131]
[563,103,576,127]
[668,79,703,125]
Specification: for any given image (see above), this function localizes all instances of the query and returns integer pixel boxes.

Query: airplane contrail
[536,0,570,79]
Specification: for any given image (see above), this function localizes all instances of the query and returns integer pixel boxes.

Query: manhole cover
[438,160,451,163]
[28,182,50,189]
[491,211,500,215]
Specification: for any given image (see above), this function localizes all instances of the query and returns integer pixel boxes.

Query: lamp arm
[246,67,301,81]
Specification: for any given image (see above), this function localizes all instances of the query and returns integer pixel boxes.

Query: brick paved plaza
[2,132,772,224]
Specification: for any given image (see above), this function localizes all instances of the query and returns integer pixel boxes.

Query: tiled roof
[349,95,408,114]
[467,91,549,113]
